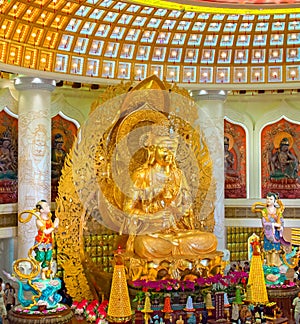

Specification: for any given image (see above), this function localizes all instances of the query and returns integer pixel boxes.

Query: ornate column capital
[14,76,56,92]
[192,89,227,102]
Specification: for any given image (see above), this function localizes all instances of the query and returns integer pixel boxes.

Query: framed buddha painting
[261,118,300,199]
[51,114,78,202]
[0,110,18,203]
[224,119,247,199]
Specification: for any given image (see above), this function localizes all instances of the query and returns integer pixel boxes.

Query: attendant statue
[122,122,217,260]
[34,200,59,280]
[251,192,290,267]
[269,137,298,181]
[14,201,62,309]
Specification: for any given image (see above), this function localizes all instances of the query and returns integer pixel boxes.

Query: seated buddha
[122,120,218,260]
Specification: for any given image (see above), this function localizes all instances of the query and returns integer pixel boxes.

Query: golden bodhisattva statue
[123,123,217,261]
[55,77,223,299]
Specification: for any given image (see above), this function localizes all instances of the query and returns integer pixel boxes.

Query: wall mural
[0,110,18,203]
[51,115,77,202]
[261,118,300,199]
[224,119,247,198]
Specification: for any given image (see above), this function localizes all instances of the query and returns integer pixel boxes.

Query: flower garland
[71,299,109,323]
[130,271,248,292]
[14,304,68,315]
[268,281,296,289]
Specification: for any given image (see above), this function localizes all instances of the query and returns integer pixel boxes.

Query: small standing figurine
[141,292,153,324]
[34,200,59,280]
[252,192,290,267]
[240,305,252,324]
[250,237,261,256]
[176,315,184,324]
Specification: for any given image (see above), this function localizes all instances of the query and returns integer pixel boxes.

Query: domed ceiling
[0,0,300,88]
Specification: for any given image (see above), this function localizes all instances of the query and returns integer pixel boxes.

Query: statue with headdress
[4,201,71,323]
[55,75,223,298]
[269,135,299,182]
[51,133,66,181]
[122,116,217,260]
[224,135,240,181]
[252,192,298,285]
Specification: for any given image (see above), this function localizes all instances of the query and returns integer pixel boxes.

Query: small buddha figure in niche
[224,136,239,180]
[269,137,298,182]
[122,120,217,260]
[0,129,17,174]
[51,133,66,181]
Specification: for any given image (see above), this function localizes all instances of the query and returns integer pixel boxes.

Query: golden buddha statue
[122,120,217,260]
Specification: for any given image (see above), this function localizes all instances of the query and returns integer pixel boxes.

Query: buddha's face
[155,145,174,166]
[153,136,178,166]
[280,144,289,152]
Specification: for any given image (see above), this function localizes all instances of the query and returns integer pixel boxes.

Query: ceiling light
[254,51,261,58]
[204,52,210,58]
[187,51,194,58]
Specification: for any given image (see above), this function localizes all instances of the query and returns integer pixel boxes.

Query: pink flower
[86,304,96,313]
[71,301,79,309]
[96,319,107,324]
[75,306,84,315]
[100,300,108,308]
[87,311,97,322]
[57,306,67,311]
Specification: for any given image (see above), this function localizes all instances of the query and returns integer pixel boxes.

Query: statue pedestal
[8,304,73,324]
[267,285,298,320]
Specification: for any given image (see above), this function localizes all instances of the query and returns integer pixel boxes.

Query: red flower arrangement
[71,299,109,323]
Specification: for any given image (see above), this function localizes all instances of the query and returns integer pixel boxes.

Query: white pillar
[192,90,227,250]
[15,77,55,259]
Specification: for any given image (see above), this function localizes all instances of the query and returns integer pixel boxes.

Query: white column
[15,77,55,259]
[192,90,227,250]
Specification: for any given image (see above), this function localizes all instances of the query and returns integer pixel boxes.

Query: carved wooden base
[267,286,299,320]
[8,305,73,324]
